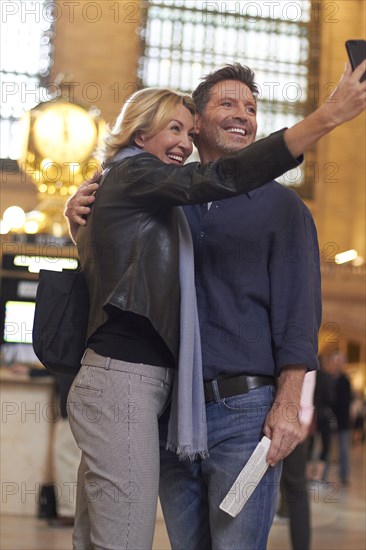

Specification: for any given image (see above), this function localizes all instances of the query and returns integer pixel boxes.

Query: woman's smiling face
[135,104,195,165]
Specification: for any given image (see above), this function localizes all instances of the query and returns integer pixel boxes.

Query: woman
[68,86,301,550]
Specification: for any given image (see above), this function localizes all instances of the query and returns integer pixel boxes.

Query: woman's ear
[134,132,145,148]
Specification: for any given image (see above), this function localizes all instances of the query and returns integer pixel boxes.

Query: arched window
[139,0,320,197]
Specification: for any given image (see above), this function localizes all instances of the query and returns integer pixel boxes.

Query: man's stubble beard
[201,121,255,159]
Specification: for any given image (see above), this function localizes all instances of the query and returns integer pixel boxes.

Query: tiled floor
[1,443,364,550]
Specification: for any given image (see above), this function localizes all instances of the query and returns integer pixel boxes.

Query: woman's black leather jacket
[76,129,301,362]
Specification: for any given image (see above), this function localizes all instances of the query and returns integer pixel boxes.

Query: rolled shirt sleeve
[269,199,321,375]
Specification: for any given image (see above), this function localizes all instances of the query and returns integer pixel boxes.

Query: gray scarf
[111,146,208,461]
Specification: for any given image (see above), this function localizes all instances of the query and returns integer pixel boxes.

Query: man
[158,65,319,550]
[329,351,352,485]
[66,62,365,549]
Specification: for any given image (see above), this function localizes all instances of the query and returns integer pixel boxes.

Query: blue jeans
[159,385,282,550]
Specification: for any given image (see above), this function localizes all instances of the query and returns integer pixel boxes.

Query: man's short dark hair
[192,63,259,113]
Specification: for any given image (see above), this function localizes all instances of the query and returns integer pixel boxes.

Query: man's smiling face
[195,79,258,163]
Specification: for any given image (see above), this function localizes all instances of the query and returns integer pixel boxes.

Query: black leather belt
[204,374,275,403]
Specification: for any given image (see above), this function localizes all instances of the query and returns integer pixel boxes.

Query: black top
[88,308,175,369]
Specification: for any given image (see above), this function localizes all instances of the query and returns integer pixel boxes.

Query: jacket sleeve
[110,128,303,207]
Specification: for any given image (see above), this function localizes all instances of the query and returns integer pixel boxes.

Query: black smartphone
[346,39,366,82]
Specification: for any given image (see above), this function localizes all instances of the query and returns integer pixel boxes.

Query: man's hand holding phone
[346,39,366,82]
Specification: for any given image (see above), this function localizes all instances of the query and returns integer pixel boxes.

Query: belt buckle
[204,380,218,403]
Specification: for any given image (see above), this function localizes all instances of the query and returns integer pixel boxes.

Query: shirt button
[200,231,205,237]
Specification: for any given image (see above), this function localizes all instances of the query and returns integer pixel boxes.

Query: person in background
[308,355,336,483]
[329,351,352,485]
[351,390,366,445]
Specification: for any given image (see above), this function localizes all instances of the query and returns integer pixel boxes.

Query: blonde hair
[98,87,196,164]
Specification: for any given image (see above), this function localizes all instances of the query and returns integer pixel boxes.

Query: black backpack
[32,269,89,376]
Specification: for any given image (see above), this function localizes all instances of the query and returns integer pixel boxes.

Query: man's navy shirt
[183,180,321,381]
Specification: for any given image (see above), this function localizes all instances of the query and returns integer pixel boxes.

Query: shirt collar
[247,180,274,199]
